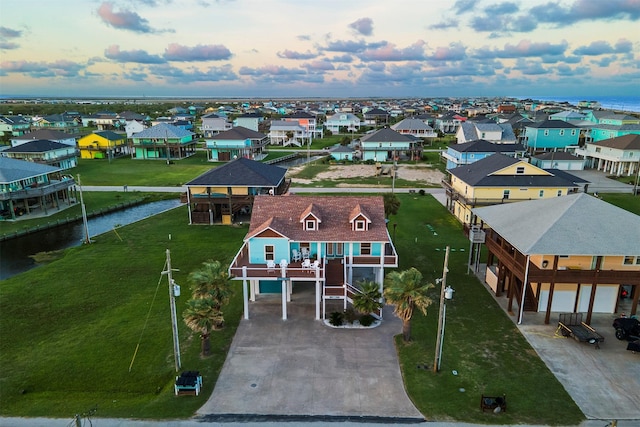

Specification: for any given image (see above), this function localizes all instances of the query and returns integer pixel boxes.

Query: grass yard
[601,193,640,215]
[0,194,585,423]
[388,195,584,425]
[0,206,247,419]
[73,151,215,186]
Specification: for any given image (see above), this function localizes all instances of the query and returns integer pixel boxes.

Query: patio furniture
[301,247,310,259]
[312,260,320,271]
[301,258,311,271]
[174,371,203,396]
[279,259,288,269]
[266,260,276,273]
[291,249,301,262]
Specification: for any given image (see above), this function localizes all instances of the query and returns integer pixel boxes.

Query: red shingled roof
[246,195,390,242]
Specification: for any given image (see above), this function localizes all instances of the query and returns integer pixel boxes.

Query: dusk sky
[1,0,639,98]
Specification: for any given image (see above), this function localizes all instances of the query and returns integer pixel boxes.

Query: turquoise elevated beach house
[205,126,268,161]
[130,123,196,160]
[359,128,418,161]
[229,195,398,320]
[522,120,580,154]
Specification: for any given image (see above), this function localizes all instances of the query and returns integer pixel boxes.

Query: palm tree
[351,280,383,315]
[183,297,223,356]
[188,260,233,311]
[384,267,434,342]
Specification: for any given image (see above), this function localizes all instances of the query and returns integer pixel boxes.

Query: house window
[503,190,510,199]
[516,166,525,174]
[264,245,275,261]
[557,190,562,197]
[306,220,316,230]
[544,130,549,136]
[360,243,371,255]
[559,130,565,136]
[623,256,640,265]
[481,132,486,138]
[571,129,577,136]
[539,190,544,197]
[336,243,343,256]
[595,147,601,153]
[355,220,366,231]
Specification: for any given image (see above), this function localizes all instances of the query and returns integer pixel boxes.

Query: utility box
[222,214,232,225]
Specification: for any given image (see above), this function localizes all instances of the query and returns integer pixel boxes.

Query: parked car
[612,317,640,341]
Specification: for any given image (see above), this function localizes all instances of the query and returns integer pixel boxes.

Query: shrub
[329,311,344,326]
[359,314,375,327]
[419,189,426,196]
[344,307,358,324]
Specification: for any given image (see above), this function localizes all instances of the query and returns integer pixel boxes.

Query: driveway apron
[197,287,423,419]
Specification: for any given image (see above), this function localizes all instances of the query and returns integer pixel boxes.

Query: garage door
[577,285,618,313]
[538,290,575,312]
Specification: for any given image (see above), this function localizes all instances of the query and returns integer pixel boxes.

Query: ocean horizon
[517,95,640,113]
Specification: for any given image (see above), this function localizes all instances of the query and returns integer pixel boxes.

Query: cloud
[0,59,85,78]
[430,42,467,61]
[359,40,427,61]
[277,49,318,60]
[474,39,568,59]
[238,65,313,84]
[301,60,335,71]
[513,58,547,75]
[486,2,519,15]
[0,26,22,38]
[529,0,640,27]
[330,54,354,63]
[148,63,237,83]
[97,2,171,33]
[163,43,232,61]
[104,45,166,63]
[349,18,374,36]
[453,0,476,14]
[0,42,19,50]
[297,35,311,41]
[429,21,458,30]
[322,39,386,53]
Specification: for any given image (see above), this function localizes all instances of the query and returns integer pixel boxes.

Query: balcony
[0,178,75,201]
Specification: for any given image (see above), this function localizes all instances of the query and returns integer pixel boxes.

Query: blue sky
[0,0,639,98]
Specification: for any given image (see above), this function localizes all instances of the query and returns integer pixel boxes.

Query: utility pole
[633,159,640,196]
[433,246,450,373]
[77,174,90,244]
[163,249,181,372]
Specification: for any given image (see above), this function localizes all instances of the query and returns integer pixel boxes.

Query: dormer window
[306,220,316,230]
[355,220,366,231]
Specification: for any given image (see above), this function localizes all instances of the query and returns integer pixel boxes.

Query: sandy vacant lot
[290,164,445,186]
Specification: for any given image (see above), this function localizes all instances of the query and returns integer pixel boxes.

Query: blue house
[522,120,580,153]
[442,139,526,170]
[359,128,418,161]
[228,195,398,320]
[130,123,196,160]
[205,126,268,161]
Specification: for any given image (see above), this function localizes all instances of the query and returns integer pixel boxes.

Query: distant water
[517,96,640,113]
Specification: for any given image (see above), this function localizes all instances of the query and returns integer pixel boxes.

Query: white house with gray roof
[130,123,196,161]
[456,121,516,144]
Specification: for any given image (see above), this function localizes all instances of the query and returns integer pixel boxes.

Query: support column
[544,256,559,325]
[585,256,602,325]
[281,279,287,320]
[250,279,256,301]
[315,279,321,320]
[242,267,249,319]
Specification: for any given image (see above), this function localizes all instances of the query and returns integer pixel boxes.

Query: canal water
[0,199,183,280]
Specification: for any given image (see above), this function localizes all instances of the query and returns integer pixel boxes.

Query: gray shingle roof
[185,158,286,187]
[449,153,579,188]
[212,126,266,140]
[360,128,415,143]
[94,131,126,141]
[526,120,578,129]
[4,140,69,153]
[13,129,75,141]
[590,134,640,150]
[132,123,194,139]
[391,118,433,131]
[0,157,61,183]
[473,193,640,256]
[449,139,525,153]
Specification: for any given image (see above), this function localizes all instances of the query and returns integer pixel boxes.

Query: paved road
[82,185,446,194]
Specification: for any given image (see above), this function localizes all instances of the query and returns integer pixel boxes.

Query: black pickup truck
[612,317,640,353]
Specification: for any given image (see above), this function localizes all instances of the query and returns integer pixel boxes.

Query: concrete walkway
[568,170,636,194]
[197,286,423,420]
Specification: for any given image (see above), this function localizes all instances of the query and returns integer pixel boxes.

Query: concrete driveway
[197,286,423,421]
[568,170,636,194]
[477,267,640,421]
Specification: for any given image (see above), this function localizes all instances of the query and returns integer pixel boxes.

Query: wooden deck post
[585,256,602,325]
[544,256,559,325]
[242,267,249,320]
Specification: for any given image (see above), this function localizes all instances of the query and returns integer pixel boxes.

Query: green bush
[359,314,375,327]
[329,311,344,326]
[344,307,358,324]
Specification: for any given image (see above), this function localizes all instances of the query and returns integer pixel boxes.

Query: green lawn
[601,193,640,215]
[74,151,215,186]
[0,194,584,423]
[0,206,246,418]
[388,195,583,424]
